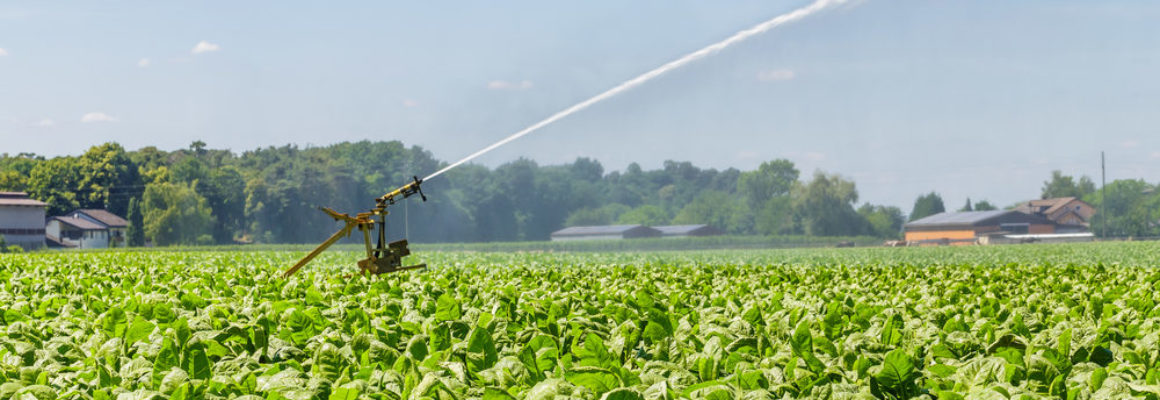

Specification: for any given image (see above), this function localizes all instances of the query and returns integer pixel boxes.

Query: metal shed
[549,225,662,241]
[652,224,723,238]
[0,192,47,250]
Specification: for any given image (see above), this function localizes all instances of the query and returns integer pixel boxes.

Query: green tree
[1042,170,1097,199]
[671,190,752,234]
[0,153,43,192]
[569,157,604,182]
[909,192,945,221]
[565,204,630,226]
[737,159,799,210]
[973,200,998,211]
[617,205,670,226]
[142,182,214,246]
[754,196,798,235]
[1085,179,1159,238]
[130,146,171,184]
[793,172,865,236]
[196,167,246,243]
[170,156,209,184]
[858,204,905,238]
[959,198,973,212]
[76,143,138,216]
[127,197,145,247]
[28,156,82,216]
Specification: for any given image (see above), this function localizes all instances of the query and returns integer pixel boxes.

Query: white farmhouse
[66,209,128,247]
[45,209,129,249]
[46,216,109,249]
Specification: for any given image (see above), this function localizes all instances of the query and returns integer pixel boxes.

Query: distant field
[47,235,886,254]
[0,242,1157,399]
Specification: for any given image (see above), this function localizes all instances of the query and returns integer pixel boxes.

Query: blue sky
[1,1,1158,210]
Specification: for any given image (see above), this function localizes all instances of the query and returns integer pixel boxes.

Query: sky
[1,0,1158,211]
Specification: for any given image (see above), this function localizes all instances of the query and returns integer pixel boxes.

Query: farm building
[1012,197,1094,233]
[46,216,111,249]
[549,225,662,241]
[0,192,47,250]
[653,224,723,238]
[65,209,129,247]
[904,210,1056,245]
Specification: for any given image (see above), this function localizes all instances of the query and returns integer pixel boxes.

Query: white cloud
[1121,140,1139,148]
[804,151,826,161]
[81,112,118,123]
[1151,151,1160,159]
[137,58,151,67]
[0,48,8,57]
[402,99,419,107]
[757,69,796,82]
[35,118,55,127]
[191,41,220,55]
[487,80,534,90]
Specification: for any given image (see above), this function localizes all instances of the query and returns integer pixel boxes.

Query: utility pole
[1100,151,1106,239]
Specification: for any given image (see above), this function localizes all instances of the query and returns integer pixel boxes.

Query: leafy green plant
[0,242,1156,398]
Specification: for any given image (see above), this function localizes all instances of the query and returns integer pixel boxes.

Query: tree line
[3,141,1152,246]
[0,141,911,246]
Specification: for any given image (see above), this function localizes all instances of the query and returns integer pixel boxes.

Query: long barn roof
[0,192,47,207]
[905,210,1053,229]
[551,225,657,237]
[653,225,718,235]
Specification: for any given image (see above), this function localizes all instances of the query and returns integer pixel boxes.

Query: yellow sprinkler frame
[281,176,427,278]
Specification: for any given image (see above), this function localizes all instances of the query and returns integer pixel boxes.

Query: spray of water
[424,0,849,182]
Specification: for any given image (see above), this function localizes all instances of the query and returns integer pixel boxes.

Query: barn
[653,224,723,238]
[0,192,47,250]
[549,225,662,241]
[904,210,1056,245]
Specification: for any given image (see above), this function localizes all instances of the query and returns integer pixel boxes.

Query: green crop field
[1,242,1159,400]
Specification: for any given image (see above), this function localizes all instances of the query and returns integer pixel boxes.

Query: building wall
[80,230,110,249]
[906,223,1056,245]
[1028,224,1055,234]
[46,220,61,240]
[0,205,46,250]
[904,229,976,242]
[1056,213,1083,226]
[623,230,661,239]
